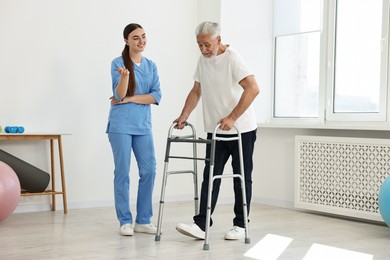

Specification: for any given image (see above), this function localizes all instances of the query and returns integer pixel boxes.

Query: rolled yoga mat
[0,149,50,192]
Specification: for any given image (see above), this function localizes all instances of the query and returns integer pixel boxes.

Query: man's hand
[219,114,236,131]
[173,114,188,129]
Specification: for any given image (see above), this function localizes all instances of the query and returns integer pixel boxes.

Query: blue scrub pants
[193,129,257,230]
[108,132,156,226]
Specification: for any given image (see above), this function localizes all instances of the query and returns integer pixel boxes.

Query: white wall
[219,0,390,211]
[3,0,335,215]
[0,0,203,211]
[220,0,273,125]
[219,0,301,207]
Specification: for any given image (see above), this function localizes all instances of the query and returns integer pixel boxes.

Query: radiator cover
[295,135,390,222]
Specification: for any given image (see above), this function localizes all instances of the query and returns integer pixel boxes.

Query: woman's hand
[118,67,130,77]
[110,96,126,105]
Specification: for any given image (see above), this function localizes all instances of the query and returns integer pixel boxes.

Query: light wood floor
[1,202,389,259]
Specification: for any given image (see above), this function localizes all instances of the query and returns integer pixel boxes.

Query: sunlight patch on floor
[244,234,373,260]
[244,234,293,260]
[302,243,373,260]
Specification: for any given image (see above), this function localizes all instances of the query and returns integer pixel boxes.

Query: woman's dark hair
[122,23,143,97]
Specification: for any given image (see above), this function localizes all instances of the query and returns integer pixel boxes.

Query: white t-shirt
[193,46,257,134]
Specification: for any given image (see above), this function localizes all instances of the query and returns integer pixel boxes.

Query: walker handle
[168,121,196,138]
[212,124,241,141]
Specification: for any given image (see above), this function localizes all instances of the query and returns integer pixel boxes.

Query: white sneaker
[134,223,157,234]
[120,223,134,236]
[176,223,205,240]
[224,226,245,240]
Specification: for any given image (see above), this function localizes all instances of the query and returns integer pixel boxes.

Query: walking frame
[155,122,250,250]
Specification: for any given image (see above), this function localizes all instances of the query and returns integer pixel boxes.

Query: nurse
[106,23,162,236]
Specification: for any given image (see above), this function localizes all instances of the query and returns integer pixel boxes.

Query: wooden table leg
[50,139,56,211]
[58,136,68,214]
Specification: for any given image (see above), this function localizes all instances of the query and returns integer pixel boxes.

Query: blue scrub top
[106,56,162,135]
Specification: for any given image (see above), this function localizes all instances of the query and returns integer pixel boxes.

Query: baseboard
[13,196,294,214]
[252,197,294,209]
[14,199,115,213]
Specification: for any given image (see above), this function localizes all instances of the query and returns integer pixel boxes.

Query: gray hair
[195,21,220,39]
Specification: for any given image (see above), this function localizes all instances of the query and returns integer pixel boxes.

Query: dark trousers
[193,129,257,230]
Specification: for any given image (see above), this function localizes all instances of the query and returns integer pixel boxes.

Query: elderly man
[174,21,260,240]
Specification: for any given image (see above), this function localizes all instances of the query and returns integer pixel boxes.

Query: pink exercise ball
[0,161,21,222]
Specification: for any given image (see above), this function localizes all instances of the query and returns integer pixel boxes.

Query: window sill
[258,122,390,131]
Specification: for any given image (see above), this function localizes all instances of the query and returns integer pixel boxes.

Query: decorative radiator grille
[295,135,390,222]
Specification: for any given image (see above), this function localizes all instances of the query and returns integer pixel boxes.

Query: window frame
[270,0,390,128]
[325,0,389,123]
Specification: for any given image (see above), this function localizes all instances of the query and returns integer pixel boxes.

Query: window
[274,32,321,118]
[327,0,387,122]
[273,0,322,119]
[272,0,389,125]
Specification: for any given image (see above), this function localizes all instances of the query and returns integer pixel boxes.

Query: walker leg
[203,164,214,250]
[155,161,169,241]
[237,135,250,244]
[193,173,199,215]
[192,140,199,215]
[240,177,250,244]
[155,139,172,242]
[203,139,216,250]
